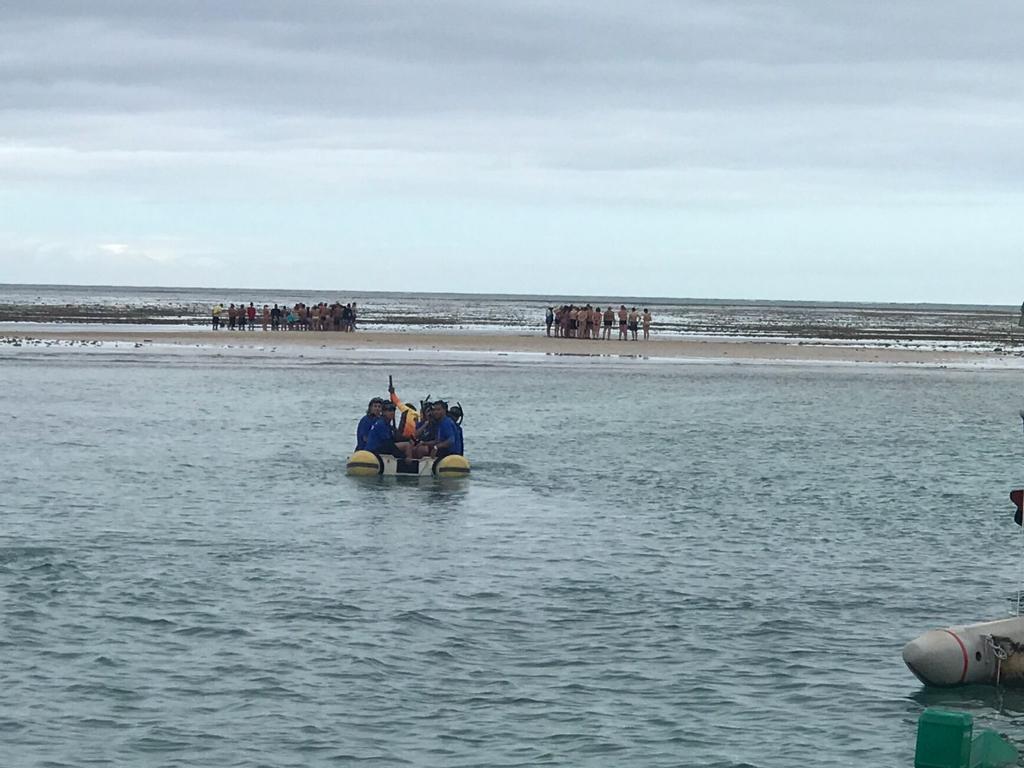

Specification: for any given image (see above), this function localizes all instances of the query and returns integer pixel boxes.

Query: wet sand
[2,328,1019,366]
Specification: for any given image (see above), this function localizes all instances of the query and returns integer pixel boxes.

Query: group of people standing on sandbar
[545,305,652,341]
[211,301,358,332]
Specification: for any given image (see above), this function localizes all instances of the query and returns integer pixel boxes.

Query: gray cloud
[5,1,1023,119]
[2,0,1023,299]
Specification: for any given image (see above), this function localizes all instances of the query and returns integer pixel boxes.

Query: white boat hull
[346,450,470,478]
[903,616,1024,687]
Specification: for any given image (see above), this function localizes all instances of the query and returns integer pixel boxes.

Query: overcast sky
[1,1,1022,302]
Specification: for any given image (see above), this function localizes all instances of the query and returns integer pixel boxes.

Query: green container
[915,709,973,768]
[969,729,1018,768]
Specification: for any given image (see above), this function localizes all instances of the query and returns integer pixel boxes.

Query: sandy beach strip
[3,328,1020,366]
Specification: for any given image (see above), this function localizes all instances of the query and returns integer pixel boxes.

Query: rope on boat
[987,635,1010,686]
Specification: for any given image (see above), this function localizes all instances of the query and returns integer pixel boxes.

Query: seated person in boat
[409,400,463,459]
[388,383,420,442]
[412,401,436,444]
[356,397,383,450]
[365,402,413,458]
[448,404,465,452]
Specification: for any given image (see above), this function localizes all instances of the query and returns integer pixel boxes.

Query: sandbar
[2,328,1020,366]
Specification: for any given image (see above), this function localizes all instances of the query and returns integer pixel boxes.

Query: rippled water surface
[3,348,1024,766]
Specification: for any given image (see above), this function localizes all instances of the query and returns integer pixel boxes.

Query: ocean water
[3,345,1024,767]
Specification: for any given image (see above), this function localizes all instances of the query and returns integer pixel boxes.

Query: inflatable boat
[903,615,1024,687]
[903,426,1024,689]
[346,450,471,478]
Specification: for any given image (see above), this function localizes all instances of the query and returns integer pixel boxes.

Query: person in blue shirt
[421,400,463,458]
[366,402,406,458]
[409,401,436,451]
[356,398,383,451]
[448,404,465,454]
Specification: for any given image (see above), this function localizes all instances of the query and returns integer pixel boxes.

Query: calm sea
[2,341,1024,766]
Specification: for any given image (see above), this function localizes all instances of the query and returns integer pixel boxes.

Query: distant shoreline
[2,296,1023,347]
[4,328,1022,367]
[1,281,1017,310]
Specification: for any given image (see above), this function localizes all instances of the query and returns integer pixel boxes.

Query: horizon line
[0,281,1015,310]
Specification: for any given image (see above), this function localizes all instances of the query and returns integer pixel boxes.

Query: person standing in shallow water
[642,308,652,340]
[545,307,554,336]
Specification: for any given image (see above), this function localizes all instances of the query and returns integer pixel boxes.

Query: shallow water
[2,282,1021,344]
[2,348,1024,766]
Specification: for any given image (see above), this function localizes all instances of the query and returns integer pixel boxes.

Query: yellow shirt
[390,391,420,439]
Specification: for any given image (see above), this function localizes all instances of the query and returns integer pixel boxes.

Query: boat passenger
[415,400,463,458]
[384,402,416,457]
[414,401,434,440]
[366,402,406,458]
[448,404,465,453]
[408,402,436,459]
[388,383,420,440]
[356,398,383,450]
